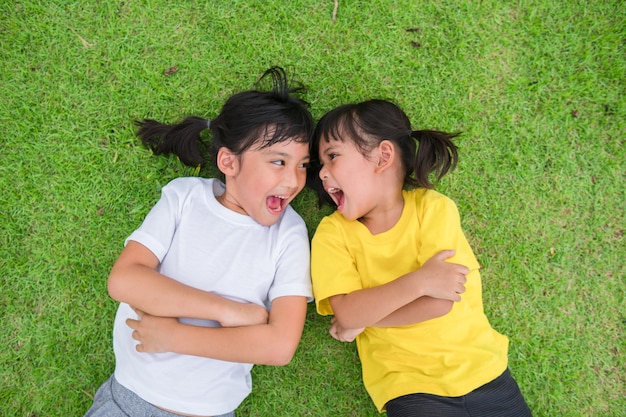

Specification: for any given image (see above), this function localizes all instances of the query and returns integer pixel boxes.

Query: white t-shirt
[113,177,312,416]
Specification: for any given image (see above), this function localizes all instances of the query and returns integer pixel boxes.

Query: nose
[319,164,328,181]
[284,166,304,190]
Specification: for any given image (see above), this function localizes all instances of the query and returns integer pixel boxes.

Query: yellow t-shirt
[311,189,509,412]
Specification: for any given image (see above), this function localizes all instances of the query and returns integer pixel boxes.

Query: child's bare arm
[108,241,268,327]
[329,250,467,329]
[126,295,308,365]
[328,316,365,342]
[327,297,451,341]
[372,297,452,327]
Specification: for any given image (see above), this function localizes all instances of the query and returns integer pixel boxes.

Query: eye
[271,160,286,166]
[328,153,338,160]
[299,162,311,169]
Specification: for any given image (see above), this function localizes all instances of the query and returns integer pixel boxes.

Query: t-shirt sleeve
[267,209,313,303]
[416,191,480,273]
[311,216,363,316]
[124,179,188,261]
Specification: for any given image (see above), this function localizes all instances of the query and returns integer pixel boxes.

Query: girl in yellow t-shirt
[309,99,531,416]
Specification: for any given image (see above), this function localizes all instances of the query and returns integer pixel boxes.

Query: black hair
[308,99,459,206]
[135,66,314,169]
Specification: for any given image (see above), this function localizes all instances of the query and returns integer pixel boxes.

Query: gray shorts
[84,375,236,417]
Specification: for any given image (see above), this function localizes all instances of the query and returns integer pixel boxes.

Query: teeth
[327,187,341,193]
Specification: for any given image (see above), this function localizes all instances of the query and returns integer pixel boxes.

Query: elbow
[333,313,364,330]
[268,354,294,367]
[106,269,126,302]
[263,337,300,366]
[328,295,368,329]
[435,300,454,318]
[266,343,298,366]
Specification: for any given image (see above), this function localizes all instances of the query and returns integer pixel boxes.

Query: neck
[216,189,247,215]
[358,191,404,235]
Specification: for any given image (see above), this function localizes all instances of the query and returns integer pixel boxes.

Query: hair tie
[206,119,211,129]
[409,129,420,145]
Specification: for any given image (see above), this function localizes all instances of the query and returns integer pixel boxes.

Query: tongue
[336,191,345,211]
[267,196,282,211]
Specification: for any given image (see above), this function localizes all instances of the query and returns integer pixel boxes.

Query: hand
[329,316,365,342]
[126,308,178,353]
[417,250,468,302]
[219,301,269,328]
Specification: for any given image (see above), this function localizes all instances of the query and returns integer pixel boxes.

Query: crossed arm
[108,241,308,365]
[327,250,468,342]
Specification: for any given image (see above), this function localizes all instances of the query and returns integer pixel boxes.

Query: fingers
[448,260,468,297]
[434,249,456,260]
[444,257,469,276]
[432,250,470,275]
[453,275,466,300]
[329,316,364,342]
[127,312,150,353]
[329,317,347,342]
[130,328,145,352]
[457,275,467,293]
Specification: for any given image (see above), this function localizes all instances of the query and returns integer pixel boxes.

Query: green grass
[1,1,624,416]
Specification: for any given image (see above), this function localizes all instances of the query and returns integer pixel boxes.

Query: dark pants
[386,368,532,417]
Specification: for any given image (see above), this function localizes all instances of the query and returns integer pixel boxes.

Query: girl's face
[318,137,379,222]
[219,138,310,226]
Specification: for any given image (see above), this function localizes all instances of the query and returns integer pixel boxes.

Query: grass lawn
[1,1,624,416]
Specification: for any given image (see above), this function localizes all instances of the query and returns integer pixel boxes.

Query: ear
[216,147,240,177]
[374,140,395,173]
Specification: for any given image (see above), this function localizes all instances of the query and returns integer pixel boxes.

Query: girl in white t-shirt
[84,67,314,417]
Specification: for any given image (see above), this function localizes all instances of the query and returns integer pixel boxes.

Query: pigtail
[410,130,460,189]
[134,67,312,174]
[135,116,210,167]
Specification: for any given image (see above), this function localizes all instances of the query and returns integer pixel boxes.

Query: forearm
[109,264,236,320]
[331,250,467,329]
[372,297,452,327]
[157,297,307,365]
[168,323,292,365]
[107,241,251,322]
[330,270,426,329]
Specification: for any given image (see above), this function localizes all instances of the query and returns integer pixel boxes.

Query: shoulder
[314,211,345,233]
[405,188,459,216]
[279,205,307,230]
[406,188,455,205]
[311,211,348,247]
[159,178,217,206]
[162,177,213,193]
[322,211,348,227]
[270,206,308,244]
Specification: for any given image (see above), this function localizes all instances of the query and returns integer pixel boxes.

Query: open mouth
[266,195,289,215]
[326,187,345,210]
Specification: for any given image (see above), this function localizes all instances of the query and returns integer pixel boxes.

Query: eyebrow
[264,150,310,161]
[321,144,339,154]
